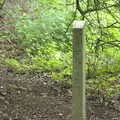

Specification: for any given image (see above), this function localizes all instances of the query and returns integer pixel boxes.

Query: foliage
[5,58,30,71]
[87,75,120,104]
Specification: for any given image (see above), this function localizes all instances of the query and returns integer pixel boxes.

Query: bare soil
[0,66,120,120]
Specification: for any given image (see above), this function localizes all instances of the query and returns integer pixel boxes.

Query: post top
[73,21,85,29]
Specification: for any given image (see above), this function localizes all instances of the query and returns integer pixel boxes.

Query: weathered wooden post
[72,21,86,120]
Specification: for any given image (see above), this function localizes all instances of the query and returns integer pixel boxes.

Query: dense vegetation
[1,0,120,103]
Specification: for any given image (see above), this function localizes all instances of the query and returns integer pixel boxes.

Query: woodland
[0,0,120,120]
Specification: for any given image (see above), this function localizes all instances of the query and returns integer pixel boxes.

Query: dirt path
[0,66,72,120]
[0,66,120,120]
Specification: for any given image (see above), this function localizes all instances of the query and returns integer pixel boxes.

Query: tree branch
[84,3,119,14]
[0,0,6,9]
[76,0,84,15]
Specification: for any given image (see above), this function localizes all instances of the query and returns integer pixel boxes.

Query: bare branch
[84,3,119,14]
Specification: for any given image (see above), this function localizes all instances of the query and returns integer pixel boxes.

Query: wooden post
[72,21,86,120]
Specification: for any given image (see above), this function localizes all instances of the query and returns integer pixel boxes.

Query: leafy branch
[0,0,6,9]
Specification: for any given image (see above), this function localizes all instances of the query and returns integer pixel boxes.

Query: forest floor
[0,11,120,120]
[0,66,120,120]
